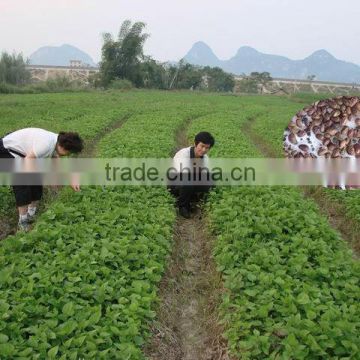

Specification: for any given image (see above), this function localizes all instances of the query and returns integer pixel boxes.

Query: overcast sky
[1,0,359,65]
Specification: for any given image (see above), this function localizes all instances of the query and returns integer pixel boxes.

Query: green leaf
[57,320,77,336]
[0,343,15,356]
[0,334,9,343]
[247,273,257,282]
[62,302,74,317]
[64,337,73,348]
[88,306,102,325]
[48,345,59,358]
[110,326,122,336]
[297,292,310,305]
[244,289,258,297]
[258,305,269,318]
[306,310,317,320]
[274,277,285,286]
[18,348,33,357]
[74,335,87,346]
[286,333,299,347]
[134,336,144,346]
[100,247,110,259]
[0,269,12,284]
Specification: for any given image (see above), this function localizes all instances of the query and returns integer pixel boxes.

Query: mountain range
[28,42,360,83]
[29,44,97,67]
[183,42,360,83]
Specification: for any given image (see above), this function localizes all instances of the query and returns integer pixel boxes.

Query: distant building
[70,60,86,68]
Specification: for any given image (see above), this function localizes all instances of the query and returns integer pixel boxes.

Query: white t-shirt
[3,128,58,158]
[173,146,209,172]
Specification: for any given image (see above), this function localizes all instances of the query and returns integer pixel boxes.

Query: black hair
[57,132,83,153]
[194,132,215,148]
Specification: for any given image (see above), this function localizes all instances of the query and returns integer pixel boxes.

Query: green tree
[250,72,272,86]
[0,52,31,85]
[167,60,202,90]
[237,71,272,93]
[100,20,149,86]
[203,66,235,92]
[176,62,203,90]
[237,77,258,93]
[140,57,168,89]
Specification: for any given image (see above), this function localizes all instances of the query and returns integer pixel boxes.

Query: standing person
[170,131,215,218]
[0,128,83,231]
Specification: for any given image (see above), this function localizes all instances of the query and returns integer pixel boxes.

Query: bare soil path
[144,115,232,360]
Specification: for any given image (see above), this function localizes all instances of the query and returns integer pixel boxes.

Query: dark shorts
[0,138,43,207]
[12,185,43,207]
[168,184,213,209]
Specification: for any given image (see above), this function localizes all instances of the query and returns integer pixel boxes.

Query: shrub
[109,79,133,90]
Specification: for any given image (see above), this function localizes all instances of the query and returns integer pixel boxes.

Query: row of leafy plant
[0,186,175,359]
[0,91,136,213]
[251,96,360,247]
[189,106,360,359]
[209,186,360,359]
[0,90,216,213]
[0,89,250,222]
[3,90,357,358]
[0,91,215,358]
[0,92,139,138]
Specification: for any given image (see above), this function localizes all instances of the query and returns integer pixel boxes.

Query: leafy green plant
[1,90,359,359]
[0,90,220,358]
[194,103,360,359]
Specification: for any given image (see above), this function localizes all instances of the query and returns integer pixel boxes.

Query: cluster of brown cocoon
[284,96,360,158]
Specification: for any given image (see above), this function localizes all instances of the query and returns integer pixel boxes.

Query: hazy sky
[1,0,359,65]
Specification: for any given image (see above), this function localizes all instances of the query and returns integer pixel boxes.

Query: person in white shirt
[0,128,83,231]
[170,131,215,218]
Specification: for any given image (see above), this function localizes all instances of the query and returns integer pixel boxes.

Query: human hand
[71,183,81,192]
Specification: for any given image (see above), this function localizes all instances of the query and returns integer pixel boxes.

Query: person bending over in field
[0,128,83,232]
[169,131,215,219]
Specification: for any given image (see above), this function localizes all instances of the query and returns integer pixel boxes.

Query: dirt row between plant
[144,115,232,360]
[0,114,131,241]
[80,113,132,157]
[241,117,360,257]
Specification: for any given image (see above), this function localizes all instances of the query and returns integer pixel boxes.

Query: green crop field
[0,90,359,359]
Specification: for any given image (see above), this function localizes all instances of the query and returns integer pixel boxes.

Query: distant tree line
[236,72,273,93]
[0,52,30,85]
[0,19,262,94]
[96,20,235,92]
[0,53,88,94]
